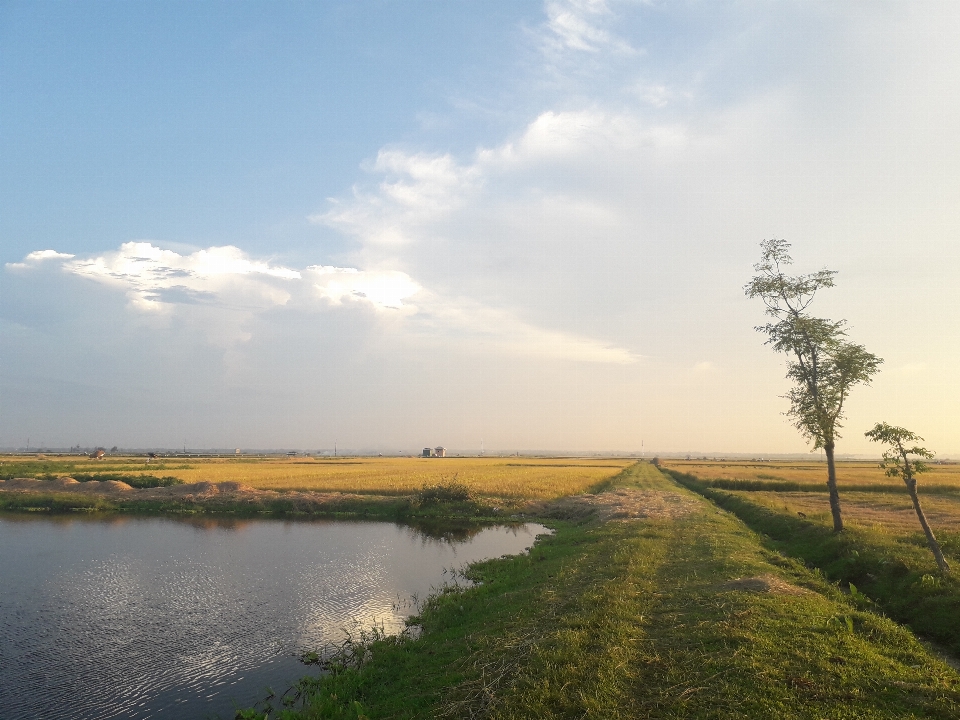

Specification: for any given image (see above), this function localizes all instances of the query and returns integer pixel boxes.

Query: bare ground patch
[535,487,700,522]
[718,574,810,596]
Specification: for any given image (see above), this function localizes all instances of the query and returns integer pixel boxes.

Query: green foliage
[0,492,119,513]
[415,478,474,506]
[745,239,882,448]
[71,473,183,488]
[865,422,935,482]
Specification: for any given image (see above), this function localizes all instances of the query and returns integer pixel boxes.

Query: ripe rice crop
[169,457,631,498]
[1,456,632,500]
[663,459,960,490]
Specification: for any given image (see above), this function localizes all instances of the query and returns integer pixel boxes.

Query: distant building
[422,447,447,458]
[422,447,433,458]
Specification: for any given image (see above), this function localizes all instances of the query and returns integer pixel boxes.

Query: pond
[0,513,548,719]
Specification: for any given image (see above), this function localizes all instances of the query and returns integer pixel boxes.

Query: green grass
[667,469,960,656]
[237,463,960,719]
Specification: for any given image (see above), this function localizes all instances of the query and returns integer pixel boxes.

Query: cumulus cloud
[5,249,76,269]
[7,242,637,364]
[63,242,301,312]
[308,266,421,310]
[315,108,688,256]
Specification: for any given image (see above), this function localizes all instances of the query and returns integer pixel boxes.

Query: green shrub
[416,479,473,506]
[71,474,183,489]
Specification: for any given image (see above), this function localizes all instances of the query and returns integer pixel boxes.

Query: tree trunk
[905,478,950,574]
[824,442,844,533]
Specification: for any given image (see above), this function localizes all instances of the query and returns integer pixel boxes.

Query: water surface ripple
[0,514,546,719]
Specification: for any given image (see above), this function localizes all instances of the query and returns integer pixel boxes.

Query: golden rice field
[662,458,960,489]
[733,490,960,533]
[5,455,633,500]
[663,458,960,532]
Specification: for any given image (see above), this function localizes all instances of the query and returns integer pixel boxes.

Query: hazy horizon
[3,2,959,454]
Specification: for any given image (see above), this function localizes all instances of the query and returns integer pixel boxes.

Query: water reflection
[0,514,547,720]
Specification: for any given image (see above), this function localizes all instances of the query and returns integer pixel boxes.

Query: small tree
[865,422,949,574]
[745,239,882,532]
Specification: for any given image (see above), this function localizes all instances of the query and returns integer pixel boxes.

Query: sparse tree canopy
[865,422,949,574]
[745,239,882,532]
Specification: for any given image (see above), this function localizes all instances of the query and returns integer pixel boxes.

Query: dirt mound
[53,477,80,487]
[217,481,257,494]
[97,480,135,492]
[5,478,41,488]
[159,481,231,499]
[541,488,699,521]
[719,574,808,596]
[129,481,260,499]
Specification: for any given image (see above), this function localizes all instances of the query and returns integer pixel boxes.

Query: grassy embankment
[663,460,960,655]
[238,463,960,719]
[0,457,183,487]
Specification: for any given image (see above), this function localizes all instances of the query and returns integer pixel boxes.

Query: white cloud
[8,242,637,364]
[308,266,421,310]
[26,249,76,261]
[316,109,687,254]
[313,150,481,247]
[414,294,638,364]
[63,242,300,312]
[5,249,76,269]
[542,0,636,55]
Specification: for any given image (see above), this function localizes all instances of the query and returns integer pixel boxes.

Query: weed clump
[416,478,473,507]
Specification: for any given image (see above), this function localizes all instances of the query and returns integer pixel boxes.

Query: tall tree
[745,239,882,532]
[865,422,950,574]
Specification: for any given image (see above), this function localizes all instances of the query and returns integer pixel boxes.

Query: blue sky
[1,1,536,263]
[2,1,960,454]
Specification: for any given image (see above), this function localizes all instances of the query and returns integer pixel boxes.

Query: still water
[0,513,547,719]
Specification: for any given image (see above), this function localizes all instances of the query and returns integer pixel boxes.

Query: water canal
[0,513,548,719]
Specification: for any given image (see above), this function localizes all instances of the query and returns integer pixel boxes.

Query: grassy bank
[237,463,960,719]
[0,486,513,526]
[666,469,960,656]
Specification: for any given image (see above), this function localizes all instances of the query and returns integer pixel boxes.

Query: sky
[2,0,959,455]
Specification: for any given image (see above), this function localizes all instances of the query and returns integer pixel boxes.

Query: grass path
[240,463,960,719]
